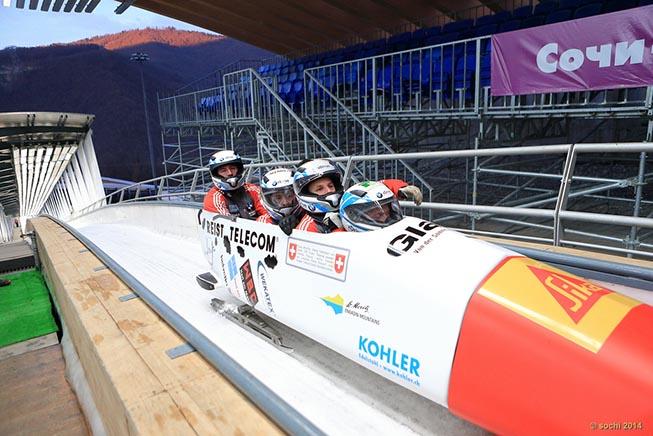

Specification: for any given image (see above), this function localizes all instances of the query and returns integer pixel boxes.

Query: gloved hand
[398,185,423,206]
[323,212,343,229]
[278,214,299,235]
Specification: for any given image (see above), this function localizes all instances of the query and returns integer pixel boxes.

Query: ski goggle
[264,187,297,208]
[344,198,403,227]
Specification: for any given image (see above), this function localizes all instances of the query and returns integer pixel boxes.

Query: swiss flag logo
[334,254,346,274]
[528,265,610,323]
[288,243,297,260]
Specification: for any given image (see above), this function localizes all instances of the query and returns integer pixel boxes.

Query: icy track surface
[73,222,487,436]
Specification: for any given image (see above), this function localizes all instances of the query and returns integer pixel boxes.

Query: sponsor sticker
[202,217,277,254]
[229,226,277,253]
[321,294,381,325]
[239,259,258,305]
[286,237,350,281]
[256,261,275,314]
[203,219,226,238]
[227,255,237,281]
[387,220,445,257]
[478,256,641,353]
[357,335,421,386]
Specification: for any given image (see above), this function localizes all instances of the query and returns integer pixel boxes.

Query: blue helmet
[208,150,244,191]
[340,181,403,232]
[260,168,300,221]
[293,159,343,214]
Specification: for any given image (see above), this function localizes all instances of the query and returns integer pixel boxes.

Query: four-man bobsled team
[203,150,424,234]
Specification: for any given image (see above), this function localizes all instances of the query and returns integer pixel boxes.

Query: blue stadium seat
[442,19,473,34]
[291,80,303,102]
[441,32,461,43]
[420,55,447,94]
[343,64,359,85]
[455,55,476,77]
[498,19,521,32]
[533,1,558,15]
[574,2,602,18]
[558,0,582,7]
[512,5,533,18]
[413,28,429,40]
[522,15,546,28]
[603,0,638,12]
[545,9,573,24]
[475,14,496,27]
[476,10,511,27]
[294,80,303,92]
[425,26,441,37]
[480,52,491,87]
[387,31,412,46]
[376,64,393,92]
[476,24,498,36]
[424,35,446,46]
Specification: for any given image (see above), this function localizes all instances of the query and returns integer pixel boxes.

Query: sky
[0,0,218,49]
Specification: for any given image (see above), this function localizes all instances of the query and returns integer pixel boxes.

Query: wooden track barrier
[28,217,282,436]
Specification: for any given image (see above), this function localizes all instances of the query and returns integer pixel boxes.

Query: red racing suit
[295,213,345,233]
[294,179,408,233]
[256,213,275,224]
[203,183,267,219]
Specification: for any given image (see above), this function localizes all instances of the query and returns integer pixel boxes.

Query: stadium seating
[247,0,646,108]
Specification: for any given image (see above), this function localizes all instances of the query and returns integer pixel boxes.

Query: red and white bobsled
[199,211,653,435]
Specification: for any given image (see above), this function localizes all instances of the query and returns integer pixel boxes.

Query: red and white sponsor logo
[288,242,297,260]
[528,265,610,324]
[334,254,347,274]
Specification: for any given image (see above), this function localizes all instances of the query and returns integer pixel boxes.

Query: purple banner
[491,5,653,96]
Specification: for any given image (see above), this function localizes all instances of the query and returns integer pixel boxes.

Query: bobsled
[198,211,653,435]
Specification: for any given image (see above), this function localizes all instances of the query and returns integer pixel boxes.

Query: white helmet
[260,168,300,221]
[293,159,343,214]
[208,150,244,191]
[340,181,403,232]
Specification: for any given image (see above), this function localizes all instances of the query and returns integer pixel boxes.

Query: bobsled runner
[198,211,653,435]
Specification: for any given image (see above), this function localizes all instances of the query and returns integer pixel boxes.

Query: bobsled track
[27,202,653,435]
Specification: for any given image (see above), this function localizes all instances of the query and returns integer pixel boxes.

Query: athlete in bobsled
[203,150,267,219]
[340,181,405,232]
[278,158,424,234]
[257,168,302,224]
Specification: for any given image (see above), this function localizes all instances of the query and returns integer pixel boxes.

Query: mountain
[0,28,273,181]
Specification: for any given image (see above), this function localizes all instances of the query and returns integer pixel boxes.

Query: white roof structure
[3,0,100,12]
[0,112,105,223]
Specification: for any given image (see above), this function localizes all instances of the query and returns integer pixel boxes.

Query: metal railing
[73,142,653,259]
[305,70,434,217]
[169,59,266,97]
[222,69,335,165]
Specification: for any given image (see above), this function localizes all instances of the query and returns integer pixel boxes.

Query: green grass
[0,270,58,348]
